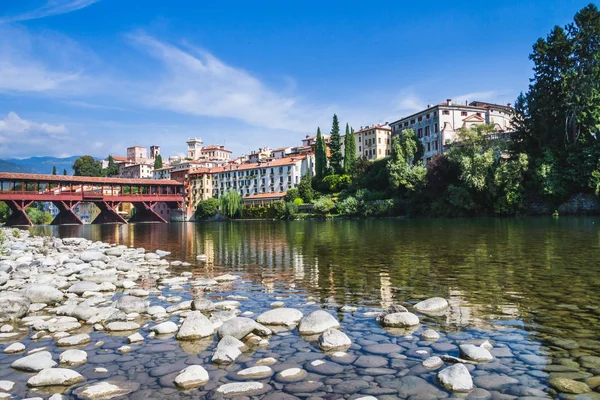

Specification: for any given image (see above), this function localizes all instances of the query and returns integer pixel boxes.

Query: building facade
[389,99,514,163]
[353,124,392,160]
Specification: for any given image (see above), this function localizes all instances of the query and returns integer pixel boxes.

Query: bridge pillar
[51,201,83,225]
[5,200,33,226]
[129,201,167,223]
[93,201,127,224]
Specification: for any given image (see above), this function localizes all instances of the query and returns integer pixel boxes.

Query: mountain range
[0,156,82,175]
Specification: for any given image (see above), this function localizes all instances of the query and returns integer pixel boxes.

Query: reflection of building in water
[446,289,521,330]
[379,272,393,308]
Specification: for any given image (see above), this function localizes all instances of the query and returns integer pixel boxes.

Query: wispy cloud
[127,32,329,132]
[0,111,74,157]
[0,0,100,23]
[453,90,498,105]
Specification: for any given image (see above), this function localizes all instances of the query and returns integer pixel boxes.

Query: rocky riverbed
[0,226,598,399]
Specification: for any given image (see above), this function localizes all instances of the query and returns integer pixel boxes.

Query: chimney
[465,100,468,105]
[507,103,512,107]
[446,99,452,106]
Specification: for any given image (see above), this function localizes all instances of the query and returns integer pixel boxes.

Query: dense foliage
[219,191,244,218]
[154,154,163,170]
[195,198,219,219]
[72,156,104,177]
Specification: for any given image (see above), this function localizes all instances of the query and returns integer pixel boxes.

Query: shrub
[272,200,286,219]
[284,188,299,202]
[285,201,299,218]
[298,174,315,203]
[313,197,335,215]
[318,174,352,193]
[293,197,304,206]
[195,198,219,219]
[337,196,359,216]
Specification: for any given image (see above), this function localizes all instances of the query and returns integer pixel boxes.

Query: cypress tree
[52,166,57,175]
[315,128,327,179]
[343,123,356,174]
[154,154,163,169]
[63,169,67,175]
[329,114,342,174]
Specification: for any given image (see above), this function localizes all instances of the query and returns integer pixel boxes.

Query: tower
[187,138,203,160]
[150,145,160,160]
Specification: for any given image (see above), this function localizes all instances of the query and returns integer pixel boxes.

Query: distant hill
[4,156,82,175]
[0,159,34,173]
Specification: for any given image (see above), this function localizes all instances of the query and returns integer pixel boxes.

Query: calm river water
[22,218,600,398]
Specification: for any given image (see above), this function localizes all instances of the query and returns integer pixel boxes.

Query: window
[434,111,437,117]
[359,146,361,152]
[378,138,381,144]
[461,111,467,116]
[434,141,439,150]
[425,126,430,136]
[426,114,430,119]
[476,112,482,117]
[404,122,409,127]
[378,149,381,155]
[359,137,361,142]
[418,116,422,122]
[418,128,423,138]
[410,119,415,124]
[442,110,450,115]
[434,123,438,132]
[427,142,431,152]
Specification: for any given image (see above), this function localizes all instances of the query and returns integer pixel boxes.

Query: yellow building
[188,169,214,206]
[351,124,392,160]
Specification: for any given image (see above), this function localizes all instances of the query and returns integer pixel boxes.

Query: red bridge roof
[0,173,182,186]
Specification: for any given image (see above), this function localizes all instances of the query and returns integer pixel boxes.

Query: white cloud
[0,0,100,23]
[0,111,73,157]
[452,90,498,105]
[128,33,329,132]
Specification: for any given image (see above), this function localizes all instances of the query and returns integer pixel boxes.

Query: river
[18,217,600,398]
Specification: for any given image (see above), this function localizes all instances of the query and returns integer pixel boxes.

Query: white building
[389,99,515,163]
[352,124,392,161]
[187,138,204,160]
[211,155,314,198]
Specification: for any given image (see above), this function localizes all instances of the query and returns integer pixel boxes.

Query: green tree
[220,191,244,218]
[343,124,356,174]
[195,198,219,219]
[315,128,327,179]
[284,188,299,202]
[387,129,427,193]
[329,114,343,174]
[0,202,10,224]
[63,169,67,176]
[154,154,163,169]
[105,156,119,177]
[52,166,57,175]
[297,174,315,203]
[72,156,103,177]
[313,196,335,215]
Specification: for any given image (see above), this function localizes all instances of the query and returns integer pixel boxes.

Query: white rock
[256,308,303,326]
[94,368,108,373]
[421,329,440,341]
[480,340,493,350]
[256,357,277,366]
[174,365,209,389]
[381,312,420,327]
[422,356,443,369]
[11,351,57,371]
[438,363,473,392]
[72,381,140,399]
[212,335,245,365]
[4,342,25,354]
[217,317,257,339]
[236,366,273,378]
[56,333,91,347]
[298,310,340,335]
[23,285,64,305]
[214,274,239,282]
[104,321,140,332]
[459,344,494,362]
[27,368,84,387]
[414,297,449,313]
[216,382,265,395]
[151,321,179,335]
[59,349,87,365]
[67,281,100,295]
[318,328,351,351]
[176,311,214,340]
[127,332,144,343]
[0,380,14,392]
[270,301,284,308]
[117,345,131,354]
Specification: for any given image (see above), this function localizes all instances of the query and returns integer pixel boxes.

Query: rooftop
[189,155,308,176]
[0,172,181,186]
[243,192,287,200]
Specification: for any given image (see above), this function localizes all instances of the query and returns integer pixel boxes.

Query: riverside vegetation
[196,4,600,221]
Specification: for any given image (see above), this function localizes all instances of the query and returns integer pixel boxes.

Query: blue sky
[0,0,592,159]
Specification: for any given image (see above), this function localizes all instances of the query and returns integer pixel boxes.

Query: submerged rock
[73,381,140,400]
[318,328,351,351]
[151,321,179,335]
[459,344,494,362]
[257,308,303,326]
[27,368,84,387]
[217,317,257,339]
[549,377,591,394]
[413,297,449,313]
[176,311,214,340]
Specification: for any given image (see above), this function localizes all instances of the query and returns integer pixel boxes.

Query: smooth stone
[217,317,257,339]
[549,377,591,394]
[67,281,101,295]
[354,355,388,368]
[59,349,87,365]
[105,321,140,332]
[305,359,344,375]
[460,344,494,362]
[174,365,210,389]
[423,356,444,369]
[212,335,245,365]
[11,351,57,371]
[414,297,449,313]
[57,333,91,347]
[0,294,30,320]
[127,332,144,343]
[151,321,179,335]
[257,308,303,326]
[438,363,473,392]
[23,285,64,305]
[363,343,403,355]
[4,342,25,354]
[73,381,140,399]
[298,310,340,335]
[275,368,308,383]
[236,366,273,379]
[215,382,270,396]
[422,329,441,341]
[0,381,14,392]
[191,298,216,312]
[176,311,214,340]
[381,312,419,327]
[318,328,351,351]
[113,296,148,314]
[27,368,84,387]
